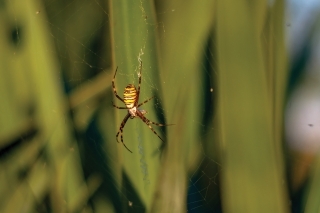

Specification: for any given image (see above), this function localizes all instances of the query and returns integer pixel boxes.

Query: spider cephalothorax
[112,61,172,153]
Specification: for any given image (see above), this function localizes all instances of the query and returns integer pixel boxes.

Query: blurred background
[1,0,320,212]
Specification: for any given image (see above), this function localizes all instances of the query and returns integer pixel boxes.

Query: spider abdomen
[123,84,137,108]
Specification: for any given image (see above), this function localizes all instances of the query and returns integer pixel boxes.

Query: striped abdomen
[123,84,137,108]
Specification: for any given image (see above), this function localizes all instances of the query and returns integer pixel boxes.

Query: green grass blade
[151,0,215,212]
[110,0,163,210]
[216,1,289,212]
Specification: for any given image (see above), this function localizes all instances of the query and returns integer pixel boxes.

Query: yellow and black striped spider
[112,61,171,153]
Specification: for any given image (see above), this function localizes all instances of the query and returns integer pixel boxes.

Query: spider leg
[135,61,143,105]
[147,120,174,127]
[116,113,133,153]
[112,102,130,109]
[137,96,154,107]
[112,67,125,103]
[137,110,174,127]
[136,111,166,142]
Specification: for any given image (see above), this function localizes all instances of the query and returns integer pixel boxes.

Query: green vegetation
[1,0,319,213]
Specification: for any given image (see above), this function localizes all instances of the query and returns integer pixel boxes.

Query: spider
[112,61,171,153]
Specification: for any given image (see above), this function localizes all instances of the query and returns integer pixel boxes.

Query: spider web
[2,0,221,212]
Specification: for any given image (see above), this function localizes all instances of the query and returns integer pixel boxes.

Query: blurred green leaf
[216,1,288,212]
